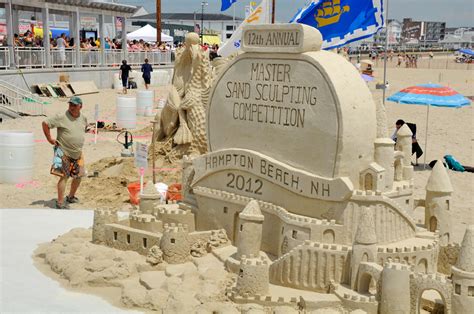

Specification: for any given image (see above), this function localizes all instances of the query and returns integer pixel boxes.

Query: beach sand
[0,65,472,243]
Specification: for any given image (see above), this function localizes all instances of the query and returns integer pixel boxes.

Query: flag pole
[233,4,236,31]
[156,0,162,43]
[272,0,276,24]
[382,0,389,105]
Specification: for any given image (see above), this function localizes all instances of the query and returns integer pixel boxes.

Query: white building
[374,19,402,46]
[131,13,244,43]
[440,27,474,49]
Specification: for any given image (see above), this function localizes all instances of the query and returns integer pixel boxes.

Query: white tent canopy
[127,24,173,42]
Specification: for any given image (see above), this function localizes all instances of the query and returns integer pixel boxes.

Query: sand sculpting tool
[94,104,99,144]
[150,120,159,184]
[117,131,134,157]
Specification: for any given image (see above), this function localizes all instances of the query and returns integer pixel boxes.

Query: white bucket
[113,73,122,90]
[0,131,34,184]
[116,96,137,129]
[137,90,154,116]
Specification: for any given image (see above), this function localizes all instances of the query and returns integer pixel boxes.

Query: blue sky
[119,0,473,27]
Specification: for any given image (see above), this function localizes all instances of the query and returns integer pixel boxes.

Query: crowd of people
[396,53,421,68]
[0,31,176,53]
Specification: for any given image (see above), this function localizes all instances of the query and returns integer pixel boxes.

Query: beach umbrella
[387,84,471,167]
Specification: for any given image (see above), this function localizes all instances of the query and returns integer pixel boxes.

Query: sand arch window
[113,231,118,241]
[362,253,369,262]
[171,238,175,244]
[357,272,377,295]
[418,289,445,314]
[322,229,335,243]
[364,173,374,191]
[142,238,147,248]
[416,258,428,274]
[429,216,438,232]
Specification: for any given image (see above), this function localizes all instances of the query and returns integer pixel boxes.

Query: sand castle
[86,24,471,313]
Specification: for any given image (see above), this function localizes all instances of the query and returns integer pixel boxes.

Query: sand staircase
[0,79,48,116]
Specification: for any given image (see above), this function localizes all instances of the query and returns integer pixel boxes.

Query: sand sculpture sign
[192,24,377,212]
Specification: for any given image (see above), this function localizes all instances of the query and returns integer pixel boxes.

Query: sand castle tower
[395,124,414,180]
[160,223,191,264]
[92,209,118,244]
[140,181,162,215]
[425,161,453,245]
[451,225,474,313]
[236,200,264,259]
[236,255,270,296]
[373,102,395,191]
[351,206,378,289]
[380,261,412,313]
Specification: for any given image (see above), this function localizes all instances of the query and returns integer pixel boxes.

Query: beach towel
[444,155,465,172]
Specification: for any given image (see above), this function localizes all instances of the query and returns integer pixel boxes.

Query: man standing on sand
[42,96,88,209]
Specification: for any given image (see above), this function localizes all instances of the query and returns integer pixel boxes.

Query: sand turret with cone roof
[426,161,454,193]
[456,225,474,272]
[373,102,395,191]
[451,225,474,313]
[140,181,161,214]
[351,206,378,288]
[237,200,264,259]
[425,161,453,245]
[395,124,413,180]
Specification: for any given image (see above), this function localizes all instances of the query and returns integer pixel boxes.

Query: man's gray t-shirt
[46,111,87,159]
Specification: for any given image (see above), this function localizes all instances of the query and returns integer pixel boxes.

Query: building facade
[402,18,446,44]
[374,19,402,46]
[130,13,243,43]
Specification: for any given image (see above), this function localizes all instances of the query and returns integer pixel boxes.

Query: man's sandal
[66,196,80,204]
[55,200,70,209]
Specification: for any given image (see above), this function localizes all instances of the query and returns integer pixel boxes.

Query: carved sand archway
[356,262,383,301]
[410,274,452,313]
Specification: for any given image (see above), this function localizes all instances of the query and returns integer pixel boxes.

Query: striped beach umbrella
[387,84,470,108]
[387,84,471,167]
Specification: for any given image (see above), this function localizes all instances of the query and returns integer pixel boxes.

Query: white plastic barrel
[137,90,154,116]
[0,131,34,184]
[116,96,137,129]
[113,73,122,90]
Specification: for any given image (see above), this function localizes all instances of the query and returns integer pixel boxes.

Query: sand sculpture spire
[425,160,453,245]
[456,225,474,272]
[426,161,454,193]
[354,206,377,245]
[451,225,474,313]
[375,101,389,138]
[239,200,264,221]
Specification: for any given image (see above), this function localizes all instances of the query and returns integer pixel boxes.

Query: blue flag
[221,0,238,11]
[292,0,384,50]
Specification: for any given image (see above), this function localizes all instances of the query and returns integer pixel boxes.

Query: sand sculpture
[155,32,212,160]
[37,24,472,313]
